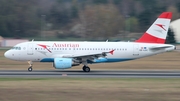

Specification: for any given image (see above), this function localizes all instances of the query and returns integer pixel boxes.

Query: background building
[170,19,180,43]
[0,36,3,46]
[0,36,29,47]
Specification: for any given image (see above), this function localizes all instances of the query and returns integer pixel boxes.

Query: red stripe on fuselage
[135,33,165,43]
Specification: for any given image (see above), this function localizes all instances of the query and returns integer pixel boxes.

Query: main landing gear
[82,65,90,72]
[28,61,33,72]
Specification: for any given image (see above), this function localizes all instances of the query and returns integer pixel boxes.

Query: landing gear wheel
[28,67,33,72]
[27,61,33,72]
[83,66,90,72]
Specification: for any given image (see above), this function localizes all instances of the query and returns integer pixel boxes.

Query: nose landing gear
[28,61,33,72]
[28,66,33,72]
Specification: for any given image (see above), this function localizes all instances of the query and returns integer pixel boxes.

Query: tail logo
[156,24,166,31]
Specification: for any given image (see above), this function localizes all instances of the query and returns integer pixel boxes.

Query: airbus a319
[4,12,175,72]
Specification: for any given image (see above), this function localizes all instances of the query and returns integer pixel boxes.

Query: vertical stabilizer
[136,12,172,43]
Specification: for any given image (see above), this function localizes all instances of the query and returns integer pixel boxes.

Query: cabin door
[133,44,139,56]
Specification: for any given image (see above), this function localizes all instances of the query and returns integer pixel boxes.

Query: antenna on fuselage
[31,39,34,42]
[106,39,108,42]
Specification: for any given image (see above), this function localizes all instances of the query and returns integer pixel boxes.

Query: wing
[62,50,115,63]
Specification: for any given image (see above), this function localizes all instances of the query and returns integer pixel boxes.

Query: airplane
[4,12,175,72]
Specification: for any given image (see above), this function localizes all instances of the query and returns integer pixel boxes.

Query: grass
[0,78,180,101]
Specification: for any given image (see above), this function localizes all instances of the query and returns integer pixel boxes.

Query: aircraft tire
[83,66,90,72]
[28,66,33,72]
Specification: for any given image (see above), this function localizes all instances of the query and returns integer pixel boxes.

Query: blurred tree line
[0,0,180,40]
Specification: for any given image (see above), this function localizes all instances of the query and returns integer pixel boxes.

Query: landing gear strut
[28,61,33,72]
[82,65,90,72]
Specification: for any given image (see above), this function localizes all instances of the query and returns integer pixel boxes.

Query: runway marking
[0,70,180,78]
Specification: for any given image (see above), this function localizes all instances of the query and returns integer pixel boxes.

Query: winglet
[109,50,115,55]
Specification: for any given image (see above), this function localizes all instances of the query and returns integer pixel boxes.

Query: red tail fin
[136,12,172,44]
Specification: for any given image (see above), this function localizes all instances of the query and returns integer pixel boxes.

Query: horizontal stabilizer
[149,46,172,50]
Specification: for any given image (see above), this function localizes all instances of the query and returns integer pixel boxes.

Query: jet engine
[53,58,79,69]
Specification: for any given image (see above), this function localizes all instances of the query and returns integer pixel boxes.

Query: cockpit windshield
[11,47,21,50]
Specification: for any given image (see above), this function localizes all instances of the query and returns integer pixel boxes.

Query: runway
[0,70,180,78]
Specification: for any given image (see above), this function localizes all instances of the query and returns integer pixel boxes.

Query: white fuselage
[4,41,175,63]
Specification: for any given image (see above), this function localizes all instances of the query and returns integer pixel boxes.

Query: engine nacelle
[53,58,80,69]
[93,58,108,63]
[53,58,73,69]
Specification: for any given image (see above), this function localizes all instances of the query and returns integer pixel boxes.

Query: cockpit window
[11,47,21,50]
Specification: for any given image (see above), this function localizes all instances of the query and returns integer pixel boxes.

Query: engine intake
[53,58,79,69]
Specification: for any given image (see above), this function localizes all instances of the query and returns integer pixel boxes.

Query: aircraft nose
[4,51,10,59]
